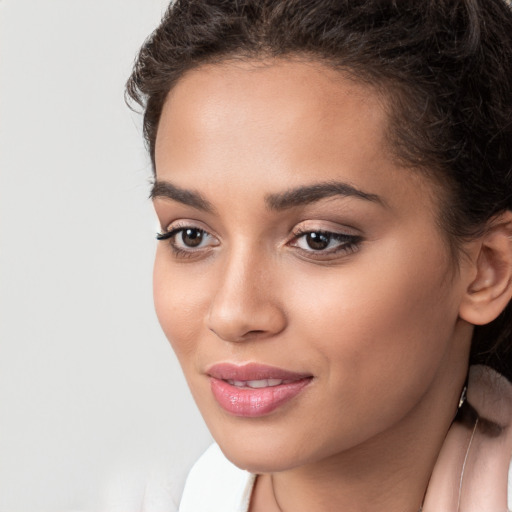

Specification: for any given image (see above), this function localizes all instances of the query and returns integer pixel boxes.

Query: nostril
[208,326,268,342]
[240,330,269,341]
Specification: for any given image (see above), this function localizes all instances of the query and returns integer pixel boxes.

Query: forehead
[154,59,439,221]
[155,59,390,173]
[163,58,384,119]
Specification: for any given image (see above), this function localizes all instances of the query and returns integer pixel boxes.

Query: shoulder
[179,443,256,512]
[423,365,512,512]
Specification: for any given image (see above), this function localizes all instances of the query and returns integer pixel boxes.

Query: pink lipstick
[207,363,312,417]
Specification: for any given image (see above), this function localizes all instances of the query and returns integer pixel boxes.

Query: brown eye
[289,228,362,260]
[305,232,331,250]
[156,224,219,257]
[181,228,204,247]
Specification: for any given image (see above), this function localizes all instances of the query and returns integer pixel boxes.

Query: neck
[269,424,433,512]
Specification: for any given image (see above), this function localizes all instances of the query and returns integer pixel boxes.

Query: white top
[179,443,256,512]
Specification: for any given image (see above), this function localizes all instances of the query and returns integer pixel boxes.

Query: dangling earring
[458,385,467,409]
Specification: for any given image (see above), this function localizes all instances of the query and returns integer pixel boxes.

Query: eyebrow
[150,180,214,212]
[265,181,384,210]
[150,179,383,213]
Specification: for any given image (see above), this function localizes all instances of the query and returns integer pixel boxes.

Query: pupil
[182,228,203,247]
[306,232,330,250]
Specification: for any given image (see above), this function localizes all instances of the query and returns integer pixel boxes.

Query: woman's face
[152,60,473,473]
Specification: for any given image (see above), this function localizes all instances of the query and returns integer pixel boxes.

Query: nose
[206,248,287,342]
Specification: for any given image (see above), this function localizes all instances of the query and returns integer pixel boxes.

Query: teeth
[247,379,271,388]
[227,379,284,388]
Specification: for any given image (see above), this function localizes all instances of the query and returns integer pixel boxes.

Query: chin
[207,417,341,474]
[218,439,304,474]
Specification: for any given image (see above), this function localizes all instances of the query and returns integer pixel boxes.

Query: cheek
[153,247,208,361]
[289,240,458,397]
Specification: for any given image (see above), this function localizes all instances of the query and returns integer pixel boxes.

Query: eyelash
[156,224,216,259]
[156,225,362,260]
[289,227,362,259]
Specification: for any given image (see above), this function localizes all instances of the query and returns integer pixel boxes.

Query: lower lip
[210,378,311,417]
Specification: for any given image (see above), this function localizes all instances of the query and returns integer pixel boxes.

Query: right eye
[156,225,219,257]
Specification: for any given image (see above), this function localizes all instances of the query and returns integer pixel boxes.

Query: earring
[458,386,467,409]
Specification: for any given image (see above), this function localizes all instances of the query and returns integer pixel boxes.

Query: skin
[152,60,478,511]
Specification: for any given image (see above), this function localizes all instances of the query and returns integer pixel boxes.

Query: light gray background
[0,1,212,511]
[1,1,511,512]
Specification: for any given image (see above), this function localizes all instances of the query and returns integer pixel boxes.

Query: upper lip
[206,362,312,381]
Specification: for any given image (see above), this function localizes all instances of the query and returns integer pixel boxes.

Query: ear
[459,210,512,325]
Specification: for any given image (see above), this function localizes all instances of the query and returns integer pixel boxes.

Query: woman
[126,1,512,510]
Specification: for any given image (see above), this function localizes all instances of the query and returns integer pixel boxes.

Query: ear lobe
[459,211,512,326]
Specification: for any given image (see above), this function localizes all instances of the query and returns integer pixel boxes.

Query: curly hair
[126,0,512,379]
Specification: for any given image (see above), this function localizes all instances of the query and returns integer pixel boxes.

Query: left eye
[291,230,360,253]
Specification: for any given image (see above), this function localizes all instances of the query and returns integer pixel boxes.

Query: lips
[207,363,313,417]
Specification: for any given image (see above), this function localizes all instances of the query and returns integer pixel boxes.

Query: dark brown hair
[126,0,512,379]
